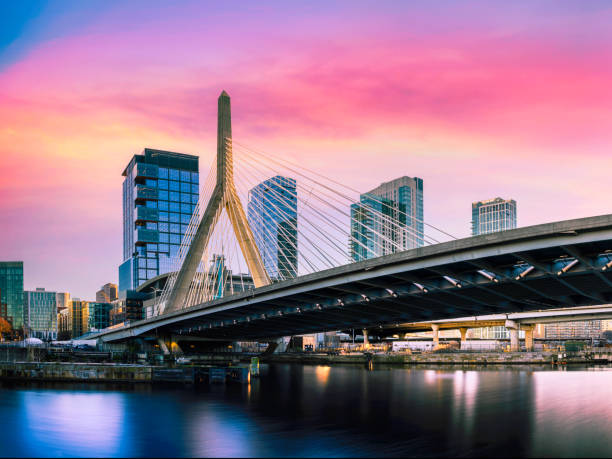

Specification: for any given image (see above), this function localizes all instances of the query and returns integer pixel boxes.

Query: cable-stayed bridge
[91,91,612,347]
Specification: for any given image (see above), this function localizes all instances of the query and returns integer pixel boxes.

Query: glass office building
[87,302,113,332]
[24,288,57,340]
[472,197,517,236]
[0,261,24,331]
[69,299,89,339]
[119,148,199,292]
[350,176,424,262]
[247,176,298,280]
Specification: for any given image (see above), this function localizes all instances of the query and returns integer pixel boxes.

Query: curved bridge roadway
[92,214,612,343]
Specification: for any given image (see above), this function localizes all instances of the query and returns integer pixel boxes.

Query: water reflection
[1,365,612,457]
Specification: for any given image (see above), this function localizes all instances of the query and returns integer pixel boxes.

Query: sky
[1,1,611,299]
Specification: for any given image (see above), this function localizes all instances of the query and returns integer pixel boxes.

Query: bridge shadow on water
[1,364,612,457]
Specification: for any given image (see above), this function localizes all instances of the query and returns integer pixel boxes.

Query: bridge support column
[523,325,535,351]
[431,324,439,348]
[459,327,468,349]
[157,337,170,355]
[505,319,520,352]
[362,329,369,349]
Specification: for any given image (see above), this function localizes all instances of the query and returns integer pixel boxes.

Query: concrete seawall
[0,362,154,383]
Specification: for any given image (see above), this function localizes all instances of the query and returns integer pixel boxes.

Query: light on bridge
[386,289,399,298]
[478,270,499,283]
[515,265,534,280]
[443,276,462,288]
[337,299,345,306]
[557,259,579,276]
[361,294,370,302]
[414,283,429,293]
[602,260,612,271]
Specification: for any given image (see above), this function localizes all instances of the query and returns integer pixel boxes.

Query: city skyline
[1,1,612,298]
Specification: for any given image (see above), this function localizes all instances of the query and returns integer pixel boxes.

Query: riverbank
[263,350,607,365]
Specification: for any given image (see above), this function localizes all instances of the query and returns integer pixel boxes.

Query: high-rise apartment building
[472,197,517,236]
[247,176,298,280]
[350,176,424,262]
[24,288,58,340]
[96,283,118,303]
[0,262,24,331]
[119,148,199,292]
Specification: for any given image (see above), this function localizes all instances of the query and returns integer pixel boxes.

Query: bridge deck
[93,214,612,342]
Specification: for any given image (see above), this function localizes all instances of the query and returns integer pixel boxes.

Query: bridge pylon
[164,91,270,313]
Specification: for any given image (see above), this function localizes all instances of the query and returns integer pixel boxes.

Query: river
[2,363,612,457]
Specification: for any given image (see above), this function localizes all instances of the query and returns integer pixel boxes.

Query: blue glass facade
[350,176,424,262]
[120,149,199,292]
[87,302,113,332]
[0,261,24,330]
[350,195,398,262]
[247,176,298,280]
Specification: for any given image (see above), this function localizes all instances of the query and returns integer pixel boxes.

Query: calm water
[2,363,612,457]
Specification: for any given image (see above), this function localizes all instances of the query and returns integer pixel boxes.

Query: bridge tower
[164,91,270,313]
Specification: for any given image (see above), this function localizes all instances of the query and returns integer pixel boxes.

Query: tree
[0,318,12,341]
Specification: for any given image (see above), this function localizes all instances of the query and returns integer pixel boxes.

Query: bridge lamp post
[557,259,579,276]
[337,299,345,307]
[602,260,612,271]
[361,295,370,303]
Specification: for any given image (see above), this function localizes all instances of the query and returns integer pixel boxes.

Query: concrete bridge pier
[523,325,535,351]
[505,319,520,351]
[431,324,440,348]
[363,329,369,348]
[459,327,468,349]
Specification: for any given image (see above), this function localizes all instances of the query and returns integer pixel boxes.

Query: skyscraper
[24,288,57,340]
[247,176,298,280]
[350,176,424,261]
[96,283,118,303]
[119,148,199,292]
[0,262,24,332]
[471,197,517,236]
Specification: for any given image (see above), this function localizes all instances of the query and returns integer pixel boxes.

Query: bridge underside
[95,215,612,343]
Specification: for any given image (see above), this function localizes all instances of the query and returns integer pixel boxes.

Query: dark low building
[110,290,149,326]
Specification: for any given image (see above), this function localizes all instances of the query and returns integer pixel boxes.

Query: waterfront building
[87,302,113,332]
[0,261,24,332]
[543,320,603,340]
[57,309,70,340]
[23,288,57,340]
[96,283,118,303]
[350,176,424,261]
[472,197,517,236]
[119,148,199,292]
[68,299,89,338]
[56,292,70,314]
[247,175,298,280]
[110,291,147,326]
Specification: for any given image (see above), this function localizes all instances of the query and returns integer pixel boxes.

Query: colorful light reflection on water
[2,364,612,457]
